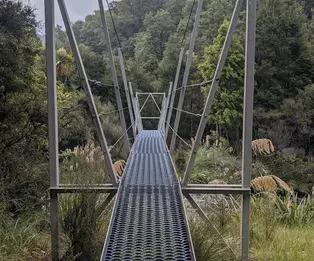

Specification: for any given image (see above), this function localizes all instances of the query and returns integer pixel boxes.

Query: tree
[198,0,237,54]
[0,0,49,213]
[143,10,176,59]
[199,20,244,148]
[255,0,314,109]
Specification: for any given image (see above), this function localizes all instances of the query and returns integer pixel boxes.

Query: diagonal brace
[182,0,244,186]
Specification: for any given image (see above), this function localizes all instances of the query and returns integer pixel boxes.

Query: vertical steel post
[45,0,59,260]
[118,48,136,138]
[158,98,165,131]
[136,97,143,132]
[98,0,130,153]
[129,82,139,134]
[169,0,204,155]
[165,48,184,140]
[158,93,168,132]
[241,0,256,260]
[164,82,173,123]
[163,82,173,135]
[182,0,244,186]
[57,0,118,186]
[133,92,143,132]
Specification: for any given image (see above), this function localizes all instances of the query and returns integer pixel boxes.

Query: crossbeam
[182,186,250,195]
[50,186,118,193]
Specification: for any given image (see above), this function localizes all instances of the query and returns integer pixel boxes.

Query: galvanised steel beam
[57,0,118,186]
[59,183,115,187]
[95,193,116,217]
[181,187,250,195]
[45,0,60,259]
[137,92,165,95]
[163,82,173,136]
[169,0,204,155]
[98,0,130,154]
[182,0,244,186]
[133,94,143,132]
[185,184,242,188]
[128,82,139,134]
[241,0,256,260]
[142,117,161,119]
[165,48,184,140]
[118,48,136,138]
[50,186,118,193]
[157,96,167,131]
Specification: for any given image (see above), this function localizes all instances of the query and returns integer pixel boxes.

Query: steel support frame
[165,48,184,140]
[45,0,59,259]
[128,82,141,134]
[132,93,143,132]
[98,0,130,154]
[169,0,204,155]
[135,92,166,129]
[47,1,121,260]
[57,0,117,186]
[161,82,173,135]
[118,48,136,138]
[177,0,256,260]
[241,0,256,259]
[182,0,244,186]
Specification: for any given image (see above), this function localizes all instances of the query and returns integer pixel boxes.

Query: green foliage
[275,194,314,227]
[250,194,314,261]
[199,20,244,128]
[255,0,314,109]
[0,1,48,214]
[190,145,240,184]
[0,205,50,261]
[189,218,238,261]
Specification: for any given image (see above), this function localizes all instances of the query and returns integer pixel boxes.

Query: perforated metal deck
[101,130,195,260]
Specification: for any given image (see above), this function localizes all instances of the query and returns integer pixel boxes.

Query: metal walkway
[100,130,195,260]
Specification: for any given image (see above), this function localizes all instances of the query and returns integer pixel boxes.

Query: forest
[1,0,314,260]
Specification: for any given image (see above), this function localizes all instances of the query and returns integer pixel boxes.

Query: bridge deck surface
[101,130,195,260]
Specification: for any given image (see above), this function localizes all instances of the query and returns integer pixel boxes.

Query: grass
[58,142,114,261]
[252,225,314,261]
[189,193,314,261]
[0,206,50,261]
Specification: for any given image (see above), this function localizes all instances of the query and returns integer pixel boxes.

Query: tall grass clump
[0,204,50,261]
[189,217,238,261]
[275,194,314,227]
[250,193,314,261]
[59,143,114,261]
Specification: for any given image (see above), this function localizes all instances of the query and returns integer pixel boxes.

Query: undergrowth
[189,191,314,261]
[0,205,50,261]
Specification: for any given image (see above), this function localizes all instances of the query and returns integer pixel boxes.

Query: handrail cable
[170,107,202,117]
[109,125,132,151]
[106,0,122,48]
[165,122,192,149]
[180,0,197,48]
[173,80,213,93]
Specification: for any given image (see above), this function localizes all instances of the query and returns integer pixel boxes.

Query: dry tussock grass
[252,138,275,155]
[251,175,291,193]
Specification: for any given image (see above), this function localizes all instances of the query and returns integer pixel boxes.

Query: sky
[26,0,106,32]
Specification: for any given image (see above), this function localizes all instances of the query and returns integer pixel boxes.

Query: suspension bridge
[45,0,256,260]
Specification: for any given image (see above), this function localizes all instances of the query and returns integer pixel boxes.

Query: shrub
[191,146,239,184]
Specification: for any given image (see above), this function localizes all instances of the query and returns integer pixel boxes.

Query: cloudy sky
[27,0,106,30]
